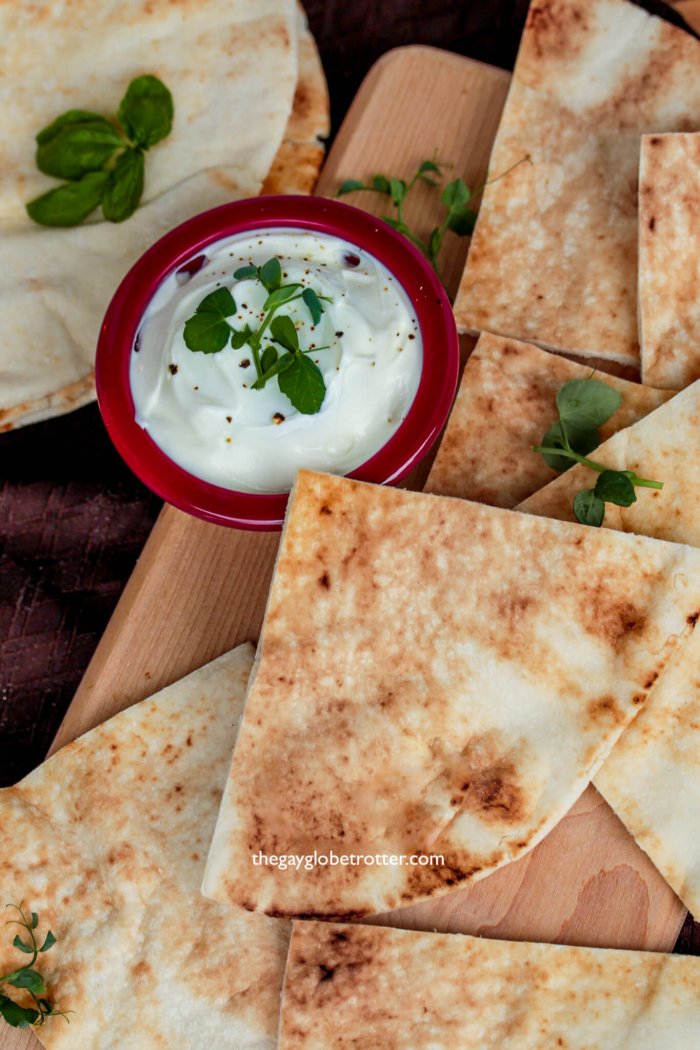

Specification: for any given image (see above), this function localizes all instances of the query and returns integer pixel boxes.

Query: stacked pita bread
[0,0,328,431]
[0,644,290,1049]
[519,383,700,916]
[427,332,700,917]
[454,0,700,367]
[202,469,700,918]
[638,132,700,390]
[279,921,700,1048]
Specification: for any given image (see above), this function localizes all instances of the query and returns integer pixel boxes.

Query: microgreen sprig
[0,903,69,1030]
[26,75,173,227]
[183,257,332,415]
[336,155,529,284]
[533,377,663,527]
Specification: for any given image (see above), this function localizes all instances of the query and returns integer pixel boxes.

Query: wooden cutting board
[2,41,695,1050]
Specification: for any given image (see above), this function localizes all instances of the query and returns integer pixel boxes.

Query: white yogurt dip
[130,228,422,493]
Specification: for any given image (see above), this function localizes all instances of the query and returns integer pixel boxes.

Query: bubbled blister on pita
[454,0,700,367]
[202,470,700,919]
[0,644,290,1050]
[278,921,700,1049]
[0,0,302,431]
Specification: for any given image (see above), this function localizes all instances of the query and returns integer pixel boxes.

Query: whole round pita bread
[0,0,328,432]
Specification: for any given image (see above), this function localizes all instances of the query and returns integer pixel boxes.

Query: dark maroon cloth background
[1,0,698,953]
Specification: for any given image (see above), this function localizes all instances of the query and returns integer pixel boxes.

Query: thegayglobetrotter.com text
[251,851,445,872]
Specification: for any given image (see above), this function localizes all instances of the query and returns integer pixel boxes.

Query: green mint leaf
[594,470,637,508]
[336,179,366,196]
[573,490,605,527]
[36,119,122,179]
[8,969,46,996]
[389,177,406,206]
[101,148,144,222]
[566,425,601,458]
[36,109,108,146]
[429,227,442,257]
[371,175,391,193]
[259,258,282,293]
[30,914,39,930]
[250,352,295,390]
[260,346,278,372]
[118,75,173,149]
[233,265,258,280]
[39,932,56,953]
[278,354,326,414]
[26,171,108,227]
[446,208,477,236]
[270,314,299,352]
[196,287,236,317]
[418,159,441,175]
[556,378,622,430]
[539,421,600,472]
[230,327,251,349]
[419,175,438,186]
[441,178,470,211]
[0,994,39,1029]
[12,936,33,955]
[263,284,302,311]
[183,313,231,354]
[302,287,324,325]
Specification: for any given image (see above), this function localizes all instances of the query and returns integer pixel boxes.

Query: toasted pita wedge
[516,381,700,914]
[279,921,700,1049]
[202,470,700,918]
[454,0,700,367]
[0,644,290,1049]
[639,132,700,390]
[425,332,670,506]
[428,327,700,914]
[0,0,301,432]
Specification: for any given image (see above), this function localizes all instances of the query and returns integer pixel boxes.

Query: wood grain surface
[2,39,697,1050]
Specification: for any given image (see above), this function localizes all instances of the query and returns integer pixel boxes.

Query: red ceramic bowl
[96,195,459,530]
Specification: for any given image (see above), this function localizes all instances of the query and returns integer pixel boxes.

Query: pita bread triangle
[425,331,671,507]
[454,0,700,367]
[517,380,700,915]
[427,331,700,916]
[0,644,290,1049]
[279,920,700,1049]
[639,132,700,390]
[202,469,700,918]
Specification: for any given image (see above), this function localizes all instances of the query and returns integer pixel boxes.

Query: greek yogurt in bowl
[130,229,422,494]
[96,195,458,529]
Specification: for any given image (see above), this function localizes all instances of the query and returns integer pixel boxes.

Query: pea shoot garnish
[0,903,69,1030]
[336,155,529,284]
[183,257,333,415]
[26,75,173,227]
[533,377,663,527]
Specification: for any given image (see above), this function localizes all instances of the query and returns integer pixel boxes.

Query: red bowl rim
[96,195,459,530]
